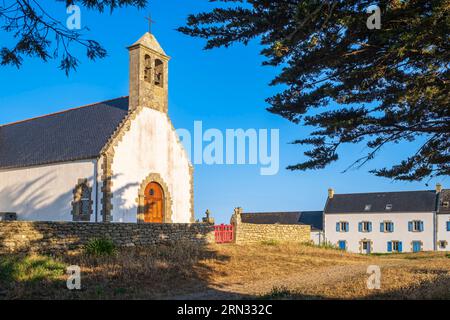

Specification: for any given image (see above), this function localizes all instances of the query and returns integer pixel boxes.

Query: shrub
[85,238,117,256]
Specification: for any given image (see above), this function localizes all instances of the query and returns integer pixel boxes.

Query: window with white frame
[409,220,424,232]
[359,221,372,232]
[392,241,402,252]
[337,221,349,232]
[381,221,394,233]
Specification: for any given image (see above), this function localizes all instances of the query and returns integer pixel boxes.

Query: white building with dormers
[324,184,450,254]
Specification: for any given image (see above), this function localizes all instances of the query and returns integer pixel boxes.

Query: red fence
[214,224,234,244]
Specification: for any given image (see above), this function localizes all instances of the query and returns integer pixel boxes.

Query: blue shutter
[419,221,424,232]
[447,221,450,232]
[345,222,349,232]
[391,222,394,232]
[336,222,340,232]
[387,242,392,252]
[408,221,413,232]
[380,222,385,232]
[368,222,372,232]
[358,222,362,232]
[398,242,403,253]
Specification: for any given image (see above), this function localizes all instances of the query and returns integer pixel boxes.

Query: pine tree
[0,1,147,74]
[179,0,450,181]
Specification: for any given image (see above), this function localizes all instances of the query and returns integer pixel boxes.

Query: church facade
[0,33,194,224]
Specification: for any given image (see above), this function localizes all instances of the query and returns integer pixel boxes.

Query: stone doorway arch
[137,173,172,223]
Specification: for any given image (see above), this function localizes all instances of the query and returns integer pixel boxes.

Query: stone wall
[234,222,311,244]
[0,221,214,253]
[230,208,310,244]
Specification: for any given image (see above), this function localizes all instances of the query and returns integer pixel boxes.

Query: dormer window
[443,201,449,208]
[364,204,372,211]
[385,204,393,211]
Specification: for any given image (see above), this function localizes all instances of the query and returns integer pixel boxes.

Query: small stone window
[154,59,164,87]
[72,179,93,222]
[144,55,152,83]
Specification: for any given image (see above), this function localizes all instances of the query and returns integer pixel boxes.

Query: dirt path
[169,261,384,300]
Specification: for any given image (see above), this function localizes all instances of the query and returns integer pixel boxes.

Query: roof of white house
[438,189,450,214]
[324,190,438,214]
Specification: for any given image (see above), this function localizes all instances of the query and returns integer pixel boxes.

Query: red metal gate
[214,224,234,244]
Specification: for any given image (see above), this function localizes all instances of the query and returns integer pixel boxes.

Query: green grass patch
[260,286,293,300]
[0,255,66,283]
[85,238,117,256]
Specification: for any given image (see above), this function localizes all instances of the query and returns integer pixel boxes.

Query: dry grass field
[0,242,449,300]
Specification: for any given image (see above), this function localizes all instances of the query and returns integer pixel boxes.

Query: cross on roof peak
[145,14,156,33]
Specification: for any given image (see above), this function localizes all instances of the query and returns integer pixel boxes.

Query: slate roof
[298,211,324,231]
[0,97,129,169]
[324,190,438,214]
[438,189,450,214]
[241,211,323,231]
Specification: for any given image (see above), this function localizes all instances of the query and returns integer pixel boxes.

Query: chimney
[436,183,443,193]
[328,188,335,199]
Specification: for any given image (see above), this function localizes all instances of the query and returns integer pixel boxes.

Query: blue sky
[0,1,445,223]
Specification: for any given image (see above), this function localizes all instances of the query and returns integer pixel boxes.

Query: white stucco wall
[0,160,97,221]
[437,214,450,251]
[110,107,192,223]
[311,231,324,245]
[324,212,435,253]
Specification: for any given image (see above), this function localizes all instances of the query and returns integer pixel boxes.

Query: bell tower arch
[128,32,170,113]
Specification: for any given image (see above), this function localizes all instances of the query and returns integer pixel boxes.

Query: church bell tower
[128,32,169,113]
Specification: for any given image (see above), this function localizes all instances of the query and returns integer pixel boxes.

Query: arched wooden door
[144,182,164,223]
